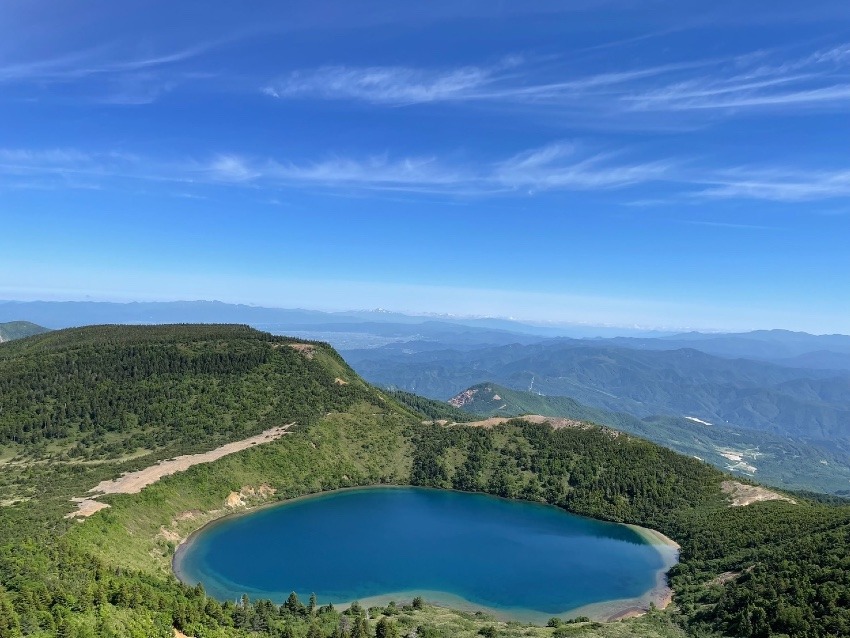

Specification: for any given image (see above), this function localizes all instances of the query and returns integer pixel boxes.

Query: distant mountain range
[602,330,850,370]
[0,299,672,337]
[346,341,850,442]
[4,299,850,366]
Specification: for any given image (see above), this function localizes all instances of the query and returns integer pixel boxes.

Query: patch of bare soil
[462,414,586,429]
[223,483,277,509]
[448,388,478,408]
[288,343,315,358]
[708,571,740,587]
[67,498,110,518]
[334,377,349,385]
[67,424,294,518]
[722,480,796,507]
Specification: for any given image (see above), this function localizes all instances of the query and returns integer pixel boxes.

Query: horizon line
[0,296,846,338]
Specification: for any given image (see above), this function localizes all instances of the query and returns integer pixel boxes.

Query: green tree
[375,617,398,638]
[0,587,20,638]
[351,614,370,638]
[285,591,305,616]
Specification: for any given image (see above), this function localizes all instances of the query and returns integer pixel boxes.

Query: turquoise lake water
[174,487,674,622]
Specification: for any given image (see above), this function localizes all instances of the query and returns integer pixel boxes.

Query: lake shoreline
[173,485,680,624]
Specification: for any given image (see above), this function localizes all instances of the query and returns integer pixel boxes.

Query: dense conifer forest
[0,325,373,457]
[0,325,848,638]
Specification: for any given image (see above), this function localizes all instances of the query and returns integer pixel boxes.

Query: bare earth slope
[721,480,796,506]
[68,423,294,517]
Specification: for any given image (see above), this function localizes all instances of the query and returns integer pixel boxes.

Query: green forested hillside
[1,325,850,638]
[0,321,49,342]
[450,383,850,494]
[0,324,374,459]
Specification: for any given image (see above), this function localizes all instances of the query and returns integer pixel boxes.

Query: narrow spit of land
[67,424,294,518]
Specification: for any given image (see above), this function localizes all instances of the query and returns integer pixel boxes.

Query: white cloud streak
[696,167,850,202]
[263,59,707,107]
[263,65,499,105]
[0,42,217,104]
[0,144,673,196]
[263,42,850,116]
[2,145,848,203]
[495,143,673,190]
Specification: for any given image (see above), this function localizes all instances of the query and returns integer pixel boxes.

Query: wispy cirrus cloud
[624,43,850,112]
[264,42,850,116]
[0,42,219,104]
[0,148,137,178]
[262,58,706,107]
[207,143,675,195]
[495,143,673,191]
[3,144,849,203]
[696,167,850,202]
[0,144,674,196]
[0,43,211,83]
[262,64,501,105]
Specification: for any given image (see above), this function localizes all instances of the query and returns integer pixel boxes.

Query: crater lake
[174,487,678,623]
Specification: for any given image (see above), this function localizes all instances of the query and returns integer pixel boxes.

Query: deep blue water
[174,487,672,620]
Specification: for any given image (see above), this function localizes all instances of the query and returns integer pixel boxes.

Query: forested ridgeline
[0,324,375,458]
[410,421,723,525]
[1,326,850,637]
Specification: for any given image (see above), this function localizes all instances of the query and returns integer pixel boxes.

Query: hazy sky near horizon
[2,1,850,333]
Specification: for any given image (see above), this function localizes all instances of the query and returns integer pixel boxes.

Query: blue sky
[2,1,849,333]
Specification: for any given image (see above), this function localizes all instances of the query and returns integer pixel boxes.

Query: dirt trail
[67,424,294,518]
